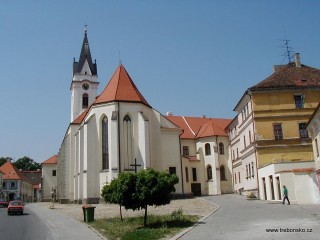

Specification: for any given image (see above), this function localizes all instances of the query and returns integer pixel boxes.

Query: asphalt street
[179,194,320,240]
[0,204,49,240]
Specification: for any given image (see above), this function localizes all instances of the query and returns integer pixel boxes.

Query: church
[56,30,183,204]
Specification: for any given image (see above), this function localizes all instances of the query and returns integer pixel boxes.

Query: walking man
[282,185,290,205]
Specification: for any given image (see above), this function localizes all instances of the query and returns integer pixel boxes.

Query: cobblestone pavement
[38,197,218,222]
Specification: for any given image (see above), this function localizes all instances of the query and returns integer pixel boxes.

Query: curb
[170,197,221,240]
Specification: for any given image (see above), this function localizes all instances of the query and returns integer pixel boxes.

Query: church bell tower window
[82,93,89,109]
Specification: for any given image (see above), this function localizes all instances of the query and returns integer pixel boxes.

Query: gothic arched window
[82,93,88,108]
[123,115,133,169]
[220,165,226,181]
[205,143,211,155]
[207,165,212,180]
[219,142,224,155]
[102,116,109,170]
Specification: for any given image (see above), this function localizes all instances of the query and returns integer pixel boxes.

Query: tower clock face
[82,83,89,90]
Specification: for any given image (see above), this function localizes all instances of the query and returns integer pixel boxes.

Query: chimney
[166,112,173,116]
[294,53,301,67]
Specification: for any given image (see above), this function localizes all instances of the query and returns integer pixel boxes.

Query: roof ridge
[182,116,196,136]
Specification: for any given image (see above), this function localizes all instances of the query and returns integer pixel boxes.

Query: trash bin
[82,205,96,222]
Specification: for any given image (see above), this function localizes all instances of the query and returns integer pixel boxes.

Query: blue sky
[1,1,319,163]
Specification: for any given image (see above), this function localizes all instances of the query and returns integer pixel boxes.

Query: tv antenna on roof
[280,39,294,63]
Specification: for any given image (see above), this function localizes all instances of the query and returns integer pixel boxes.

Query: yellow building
[229,53,320,203]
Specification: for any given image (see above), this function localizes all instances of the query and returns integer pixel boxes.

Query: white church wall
[161,128,183,194]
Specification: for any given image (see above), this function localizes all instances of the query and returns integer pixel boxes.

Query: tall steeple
[70,26,99,122]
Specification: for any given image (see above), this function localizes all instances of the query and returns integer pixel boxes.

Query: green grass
[89,211,199,240]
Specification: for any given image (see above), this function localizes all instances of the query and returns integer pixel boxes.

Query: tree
[101,172,138,221]
[13,156,41,171]
[135,169,179,226]
[0,157,13,167]
[102,169,179,226]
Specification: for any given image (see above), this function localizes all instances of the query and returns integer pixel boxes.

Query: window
[220,165,226,181]
[249,131,252,143]
[52,170,56,176]
[246,165,248,178]
[82,93,89,108]
[102,116,109,170]
[185,167,189,182]
[3,182,6,189]
[10,181,17,190]
[205,143,211,155]
[219,142,224,155]
[299,123,308,138]
[315,138,319,157]
[294,95,304,109]
[243,136,246,148]
[234,173,237,184]
[252,162,255,178]
[192,168,197,181]
[182,146,189,156]
[238,172,241,183]
[123,115,132,169]
[248,163,251,178]
[273,123,283,140]
[207,165,212,180]
[169,167,176,175]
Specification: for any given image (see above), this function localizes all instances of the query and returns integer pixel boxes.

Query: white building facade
[57,31,182,204]
[307,103,320,201]
[227,94,258,196]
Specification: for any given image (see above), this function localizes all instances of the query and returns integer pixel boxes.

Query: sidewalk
[32,198,218,240]
[27,203,104,240]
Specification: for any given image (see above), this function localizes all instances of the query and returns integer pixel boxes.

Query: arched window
[123,115,133,169]
[82,93,88,108]
[205,143,211,155]
[220,165,226,181]
[207,165,212,180]
[102,116,109,170]
[219,142,224,155]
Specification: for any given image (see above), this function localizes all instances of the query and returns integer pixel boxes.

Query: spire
[73,25,97,75]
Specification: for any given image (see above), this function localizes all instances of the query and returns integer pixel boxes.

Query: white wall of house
[42,164,57,201]
[258,162,320,203]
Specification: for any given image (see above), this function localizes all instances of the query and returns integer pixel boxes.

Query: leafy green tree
[102,169,179,226]
[135,169,179,226]
[0,157,13,166]
[13,156,41,171]
[101,172,139,221]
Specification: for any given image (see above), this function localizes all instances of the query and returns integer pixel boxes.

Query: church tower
[70,27,99,122]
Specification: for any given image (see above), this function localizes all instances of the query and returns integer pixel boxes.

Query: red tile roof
[42,155,58,164]
[71,64,151,125]
[250,63,320,90]
[166,116,231,139]
[95,64,150,107]
[0,161,32,184]
[72,107,90,125]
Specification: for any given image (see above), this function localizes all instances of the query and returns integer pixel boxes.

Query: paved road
[0,204,49,240]
[179,194,320,240]
[0,204,104,240]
